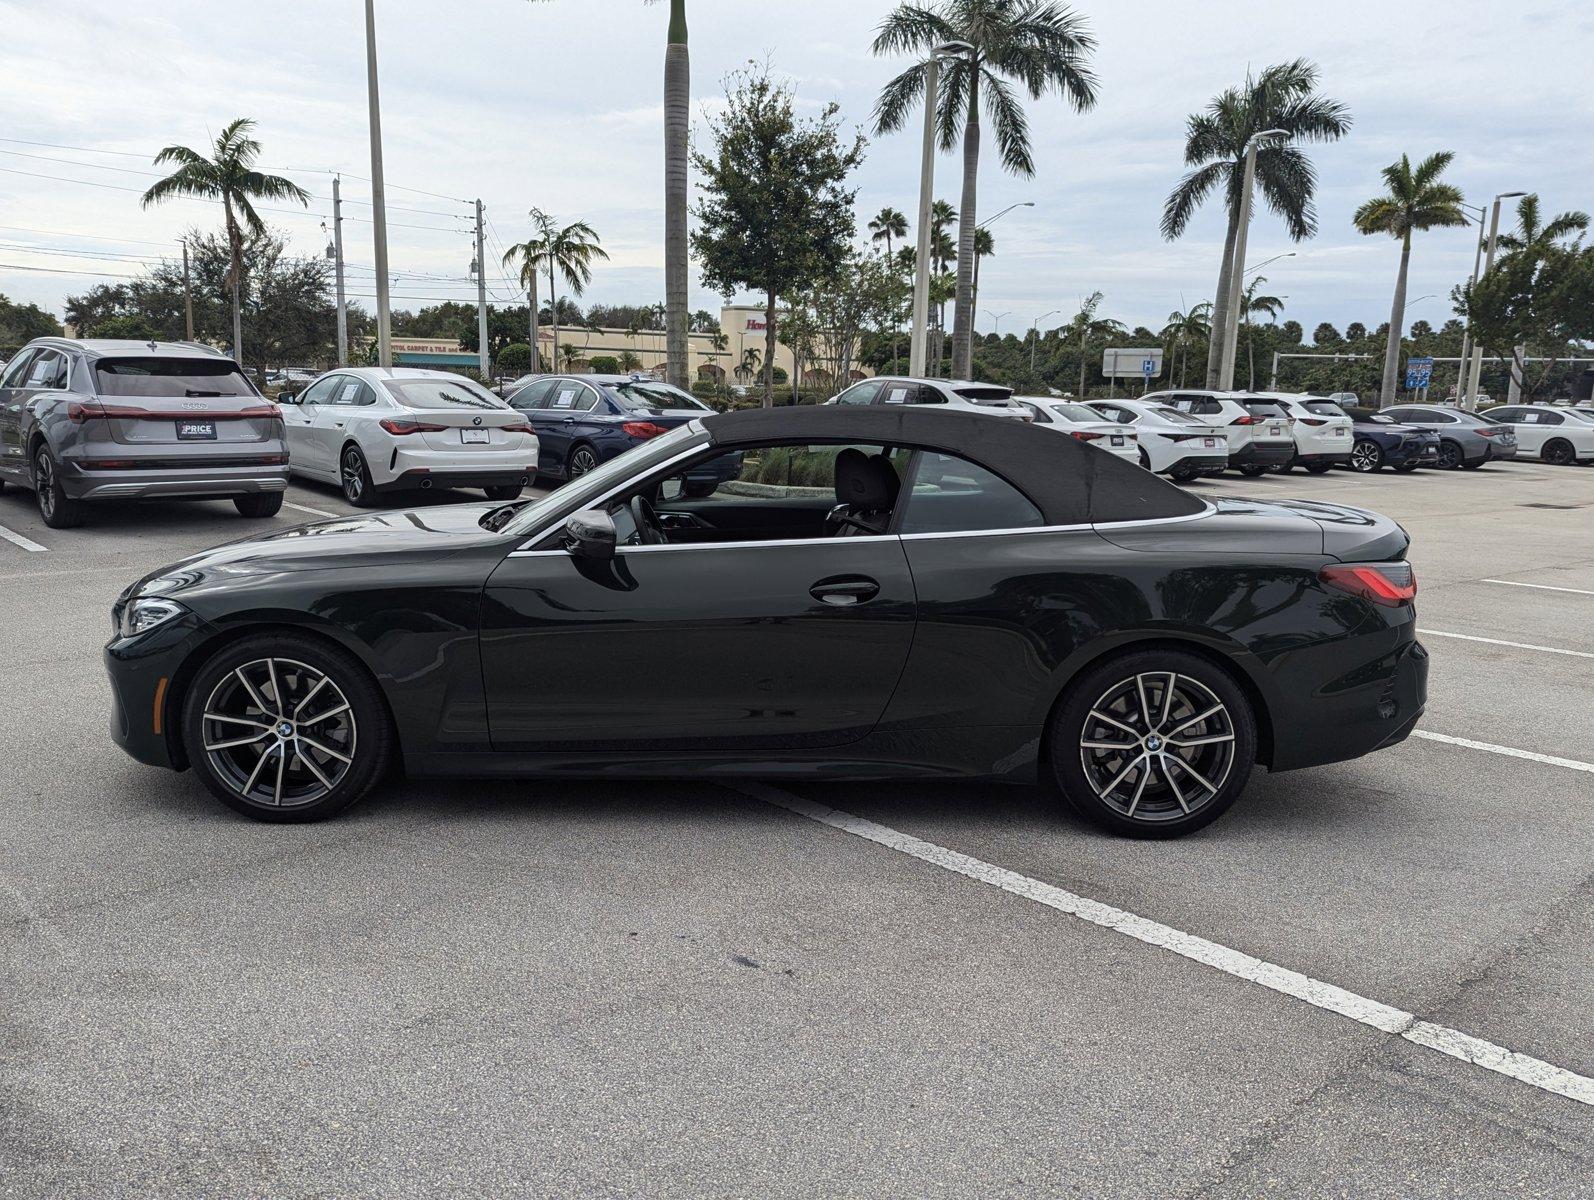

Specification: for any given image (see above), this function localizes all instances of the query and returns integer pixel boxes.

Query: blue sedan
[1340,405,1442,473]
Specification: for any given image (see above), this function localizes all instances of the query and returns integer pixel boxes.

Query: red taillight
[379,417,448,435]
[502,423,534,434]
[1475,426,1509,437]
[1299,417,1328,427]
[622,421,670,439]
[1231,415,1260,425]
[1319,562,1417,607]
[68,401,109,424]
[1071,430,1104,441]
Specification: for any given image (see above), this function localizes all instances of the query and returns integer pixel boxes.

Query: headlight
[118,597,187,639]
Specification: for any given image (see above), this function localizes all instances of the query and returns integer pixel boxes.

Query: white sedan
[1086,400,1230,481]
[280,368,540,506]
[1017,398,1141,464]
[1485,404,1594,465]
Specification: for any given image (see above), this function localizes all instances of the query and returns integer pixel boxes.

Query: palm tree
[737,346,762,384]
[1065,291,1124,397]
[140,118,309,367]
[1238,276,1285,391]
[1161,60,1351,388]
[971,226,995,319]
[873,1,1099,380]
[502,209,609,377]
[1352,151,1467,406]
[1486,194,1589,401]
[869,207,909,259]
[927,200,957,375]
[1160,302,1212,387]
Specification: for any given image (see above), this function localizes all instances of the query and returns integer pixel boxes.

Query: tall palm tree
[971,226,995,319]
[140,118,309,367]
[502,209,609,376]
[1161,60,1351,388]
[873,1,1099,380]
[1352,151,1467,406]
[1238,276,1284,391]
[926,200,957,375]
[1065,290,1124,397]
[1486,194,1589,401]
[869,206,909,259]
[1160,301,1211,387]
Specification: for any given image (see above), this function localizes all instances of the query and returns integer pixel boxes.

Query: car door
[507,379,560,472]
[0,350,39,479]
[479,441,918,752]
[536,379,604,476]
[285,375,342,478]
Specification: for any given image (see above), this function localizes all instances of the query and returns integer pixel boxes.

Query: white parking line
[283,501,338,519]
[1412,730,1594,775]
[0,523,48,552]
[1418,629,1594,660]
[738,782,1594,1109]
[1482,578,1594,597]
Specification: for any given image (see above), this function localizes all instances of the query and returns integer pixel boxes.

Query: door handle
[561,417,575,424]
[809,576,880,607]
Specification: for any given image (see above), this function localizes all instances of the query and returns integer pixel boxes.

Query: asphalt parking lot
[2,461,1591,1197]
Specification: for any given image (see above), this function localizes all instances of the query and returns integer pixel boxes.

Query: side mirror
[565,508,616,560]
[277,391,298,405]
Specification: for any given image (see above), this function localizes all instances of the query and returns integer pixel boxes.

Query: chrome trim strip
[622,534,898,553]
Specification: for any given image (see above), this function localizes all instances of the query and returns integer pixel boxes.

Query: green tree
[502,208,609,378]
[140,118,310,368]
[868,207,909,260]
[971,226,995,321]
[691,63,865,406]
[1160,301,1211,387]
[1160,61,1351,387]
[1064,290,1124,397]
[872,0,1099,379]
[0,293,64,347]
[1239,275,1285,391]
[1352,151,1467,405]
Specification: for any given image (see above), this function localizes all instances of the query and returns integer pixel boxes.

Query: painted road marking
[1482,578,1594,597]
[1419,629,1594,660]
[283,501,338,518]
[1412,730,1594,775]
[0,523,48,552]
[740,782,1594,1109]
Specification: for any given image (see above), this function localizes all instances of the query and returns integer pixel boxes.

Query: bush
[497,343,532,374]
[589,355,620,375]
[753,445,842,487]
[771,366,788,384]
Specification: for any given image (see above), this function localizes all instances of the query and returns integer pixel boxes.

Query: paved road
[2,461,1591,1197]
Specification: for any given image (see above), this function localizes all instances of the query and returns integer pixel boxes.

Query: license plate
[1423,447,1437,456]
[461,428,490,444]
[176,420,216,440]
[1332,427,1347,435]
[1269,425,1282,435]
[1203,437,1218,448]
[1110,435,1124,446]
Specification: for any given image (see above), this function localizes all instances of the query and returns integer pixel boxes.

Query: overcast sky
[2,0,1590,338]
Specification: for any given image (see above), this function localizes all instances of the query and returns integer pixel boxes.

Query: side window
[26,352,66,389]
[2,350,38,388]
[509,380,555,410]
[1098,404,1136,423]
[878,382,918,406]
[1425,410,1456,424]
[834,381,881,406]
[548,381,597,412]
[300,376,341,406]
[1021,402,1052,424]
[1538,411,1563,425]
[911,385,947,404]
[331,378,368,406]
[898,451,1043,535]
[1490,407,1520,421]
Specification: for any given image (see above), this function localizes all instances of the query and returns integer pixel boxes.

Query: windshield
[952,385,1015,403]
[1363,413,1397,425]
[501,421,707,537]
[1302,400,1347,418]
[1243,401,1288,418]
[383,378,506,410]
[1047,402,1100,422]
[95,357,255,398]
[1154,406,1205,425]
[611,381,710,412]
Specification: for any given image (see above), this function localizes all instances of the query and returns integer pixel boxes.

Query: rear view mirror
[565,509,616,560]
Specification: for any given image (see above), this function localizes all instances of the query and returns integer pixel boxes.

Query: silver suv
[0,338,288,528]
[828,377,1032,420]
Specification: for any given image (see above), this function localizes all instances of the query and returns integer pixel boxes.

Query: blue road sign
[1405,356,1434,390]
[1142,358,1156,376]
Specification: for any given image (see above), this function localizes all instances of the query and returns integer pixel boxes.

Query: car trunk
[91,357,278,446]
[415,408,533,453]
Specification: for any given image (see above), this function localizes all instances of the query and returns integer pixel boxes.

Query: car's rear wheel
[181,634,393,822]
[1437,440,1463,470]
[1238,464,1270,477]
[1460,457,1485,470]
[233,492,284,518]
[1303,461,1335,475]
[567,444,599,479]
[1542,439,1576,466]
[1349,440,1384,472]
[1394,461,1421,473]
[340,444,377,507]
[33,444,85,529]
[484,484,523,501]
[1049,649,1257,838]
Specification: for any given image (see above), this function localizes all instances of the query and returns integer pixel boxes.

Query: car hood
[133,503,512,592]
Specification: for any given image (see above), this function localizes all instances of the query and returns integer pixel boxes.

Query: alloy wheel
[569,446,598,478]
[341,449,366,502]
[200,657,357,809]
[1078,672,1236,824]
[1350,441,1382,472]
[35,450,55,520]
[1438,441,1462,469]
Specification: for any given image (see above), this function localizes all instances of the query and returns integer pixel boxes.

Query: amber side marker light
[152,677,169,735]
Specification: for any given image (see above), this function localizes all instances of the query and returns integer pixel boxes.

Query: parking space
[2,459,1591,1195]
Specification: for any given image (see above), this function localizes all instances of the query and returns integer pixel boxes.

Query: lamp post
[1029,308,1058,373]
[983,310,1011,339]
[1462,191,1526,409]
[364,0,392,368]
[1245,250,1296,276]
[1218,128,1289,391]
[977,201,1034,230]
[909,40,973,379]
[1453,202,1487,406]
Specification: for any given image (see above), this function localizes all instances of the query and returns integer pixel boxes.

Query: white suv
[1144,390,1296,476]
[828,377,1032,421]
[1250,393,1354,473]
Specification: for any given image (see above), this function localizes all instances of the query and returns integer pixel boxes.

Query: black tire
[1268,462,1294,474]
[233,492,284,518]
[1436,440,1463,470]
[32,443,86,529]
[1349,440,1384,473]
[1049,648,1257,838]
[1460,458,1485,470]
[1137,448,1152,471]
[484,484,523,501]
[1394,461,1421,473]
[1238,464,1270,477]
[1303,461,1335,475]
[567,443,600,479]
[180,632,394,823]
[1168,464,1201,482]
[1542,439,1576,466]
[340,443,377,507]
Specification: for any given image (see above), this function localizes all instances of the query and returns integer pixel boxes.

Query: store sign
[390,339,462,354]
[745,318,768,331]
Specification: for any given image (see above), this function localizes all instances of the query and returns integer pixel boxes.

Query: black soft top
[702,405,1206,525]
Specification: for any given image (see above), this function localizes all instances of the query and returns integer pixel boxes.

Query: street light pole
[984,310,1011,337]
[1219,129,1288,391]
[473,199,490,380]
[364,0,392,369]
[1029,308,1058,373]
[1454,204,1486,406]
[908,41,971,379]
[977,201,1034,230]
[330,176,348,366]
[1462,191,1525,409]
[180,238,194,341]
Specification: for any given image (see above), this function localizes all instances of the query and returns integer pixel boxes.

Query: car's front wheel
[1238,464,1270,477]
[181,634,393,822]
[340,444,377,507]
[33,444,86,529]
[567,444,599,479]
[1437,440,1463,470]
[1349,440,1384,472]
[1302,461,1335,475]
[1542,439,1576,466]
[233,492,284,518]
[1049,649,1257,838]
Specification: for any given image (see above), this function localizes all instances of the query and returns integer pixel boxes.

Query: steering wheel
[628,494,665,545]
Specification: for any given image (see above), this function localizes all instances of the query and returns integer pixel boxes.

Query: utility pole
[474,199,490,380]
[364,0,393,368]
[331,176,348,365]
[1453,211,1486,405]
[180,238,195,341]
[1219,130,1288,391]
[908,55,941,378]
[1462,192,1525,410]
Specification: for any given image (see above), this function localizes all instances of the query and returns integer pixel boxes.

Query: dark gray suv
[0,339,289,528]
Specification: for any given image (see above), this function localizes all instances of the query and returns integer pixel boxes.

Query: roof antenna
[147,340,158,352]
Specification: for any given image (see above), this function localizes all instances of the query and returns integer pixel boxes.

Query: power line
[0,165,328,220]
[0,224,175,247]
